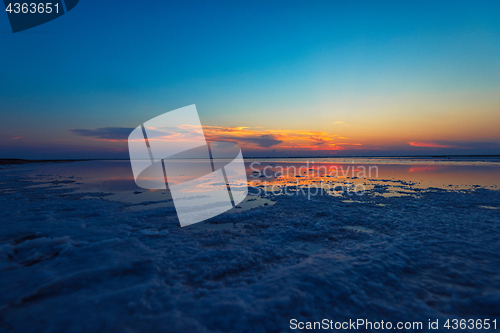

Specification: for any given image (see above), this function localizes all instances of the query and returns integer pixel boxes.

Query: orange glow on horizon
[68,124,498,155]
[409,166,439,172]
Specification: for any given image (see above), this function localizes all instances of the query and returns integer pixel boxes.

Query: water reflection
[247,159,500,199]
[2,157,498,213]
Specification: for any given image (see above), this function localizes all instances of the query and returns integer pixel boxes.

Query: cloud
[203,126,354,151]
[232,134,283,148]
[0,135,24,141]
[69,125,361,152]
[407,141,500,151]
[70,127,134,141]
[310,136,328,146]
[408,141,455,148]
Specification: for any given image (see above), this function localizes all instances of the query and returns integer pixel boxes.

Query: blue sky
[1,0,499,158]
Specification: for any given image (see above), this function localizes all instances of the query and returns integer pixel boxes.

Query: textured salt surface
[0,162,499,332]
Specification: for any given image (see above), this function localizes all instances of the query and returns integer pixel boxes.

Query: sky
[1,0,499,158]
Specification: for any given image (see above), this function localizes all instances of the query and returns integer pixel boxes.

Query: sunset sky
[1,1,499,158]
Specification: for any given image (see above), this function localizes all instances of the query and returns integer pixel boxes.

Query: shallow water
[1,157,499,211]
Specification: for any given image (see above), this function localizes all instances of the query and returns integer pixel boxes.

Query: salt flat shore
[0,163,499,332]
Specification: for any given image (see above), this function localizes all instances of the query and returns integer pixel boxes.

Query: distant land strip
[0,159,96,166]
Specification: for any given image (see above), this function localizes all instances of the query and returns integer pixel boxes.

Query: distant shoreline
[244,155,500,159]
[1,155,499,165]
[0,159,96,166]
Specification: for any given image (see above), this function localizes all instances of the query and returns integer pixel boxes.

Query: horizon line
[1,154,500,162]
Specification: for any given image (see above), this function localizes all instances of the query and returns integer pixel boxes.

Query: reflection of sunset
[409,166,439,173]
[23,159,500,205]
[246,162,381,197]
[244,160,500,194]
